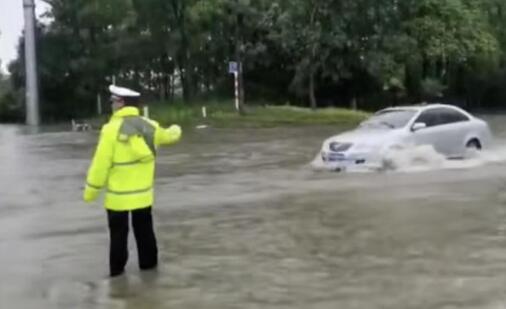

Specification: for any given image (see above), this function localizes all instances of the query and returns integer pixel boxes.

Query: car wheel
[466,139,481,151]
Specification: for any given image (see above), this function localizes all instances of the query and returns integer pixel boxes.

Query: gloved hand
[155,124,182,146]
[83,185,100,203]
[168,124,182,137]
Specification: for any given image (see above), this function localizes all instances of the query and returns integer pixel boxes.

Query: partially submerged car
[319,104,493,171]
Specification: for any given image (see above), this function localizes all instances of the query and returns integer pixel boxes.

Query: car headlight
[329,142,352,152]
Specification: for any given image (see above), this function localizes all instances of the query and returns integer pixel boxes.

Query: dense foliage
[3,0,506,121]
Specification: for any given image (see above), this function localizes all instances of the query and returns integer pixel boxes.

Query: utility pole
[23,0,40,126]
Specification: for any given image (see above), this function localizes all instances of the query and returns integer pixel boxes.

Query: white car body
[319,104,493,171]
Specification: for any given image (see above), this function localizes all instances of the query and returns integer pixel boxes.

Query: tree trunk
[164,73,170,99]
[172,0,192,102]
[308,2,318,111]
[169,74,175,102]
[160,73,166,101]
[351,96,357,110]
[180,64,190,102]
[309,69,317,110]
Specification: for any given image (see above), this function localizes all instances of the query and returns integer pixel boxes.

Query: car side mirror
[411,122,427,132]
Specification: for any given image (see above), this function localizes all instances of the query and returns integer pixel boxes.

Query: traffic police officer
[83,85,182,277]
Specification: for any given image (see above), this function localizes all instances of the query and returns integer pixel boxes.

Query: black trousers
[107,207,158,277]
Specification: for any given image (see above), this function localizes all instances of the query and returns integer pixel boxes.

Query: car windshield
[360,109,417,129]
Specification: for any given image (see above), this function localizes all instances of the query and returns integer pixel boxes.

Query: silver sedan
[319,104,493,171]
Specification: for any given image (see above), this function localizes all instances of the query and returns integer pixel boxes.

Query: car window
[414,109,441,127]
[414,107,470,128]
[361,109,417,129]
[438,108,470,125]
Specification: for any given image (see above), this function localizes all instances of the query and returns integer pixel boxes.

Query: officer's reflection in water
[83,85,182,277]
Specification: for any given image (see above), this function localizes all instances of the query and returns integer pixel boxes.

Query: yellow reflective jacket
[83,106,181,210]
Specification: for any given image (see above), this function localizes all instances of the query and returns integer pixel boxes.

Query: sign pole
[229,61,240,112]
[234,71,239,111]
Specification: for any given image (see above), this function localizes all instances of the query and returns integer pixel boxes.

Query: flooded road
[2,117,506,309]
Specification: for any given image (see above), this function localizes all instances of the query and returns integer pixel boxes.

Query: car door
[436,107,471,156]
[410,108,449,154]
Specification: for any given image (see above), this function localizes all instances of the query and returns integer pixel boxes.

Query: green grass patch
[148,100,370,128]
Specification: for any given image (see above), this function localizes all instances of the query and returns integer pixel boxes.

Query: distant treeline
[2,0,506,121]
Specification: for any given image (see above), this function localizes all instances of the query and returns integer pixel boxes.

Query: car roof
[380,103,464,113]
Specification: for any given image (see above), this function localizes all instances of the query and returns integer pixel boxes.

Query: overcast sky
[0,0,49,73]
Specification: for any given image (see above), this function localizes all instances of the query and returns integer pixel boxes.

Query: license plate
[322,152,346,162]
